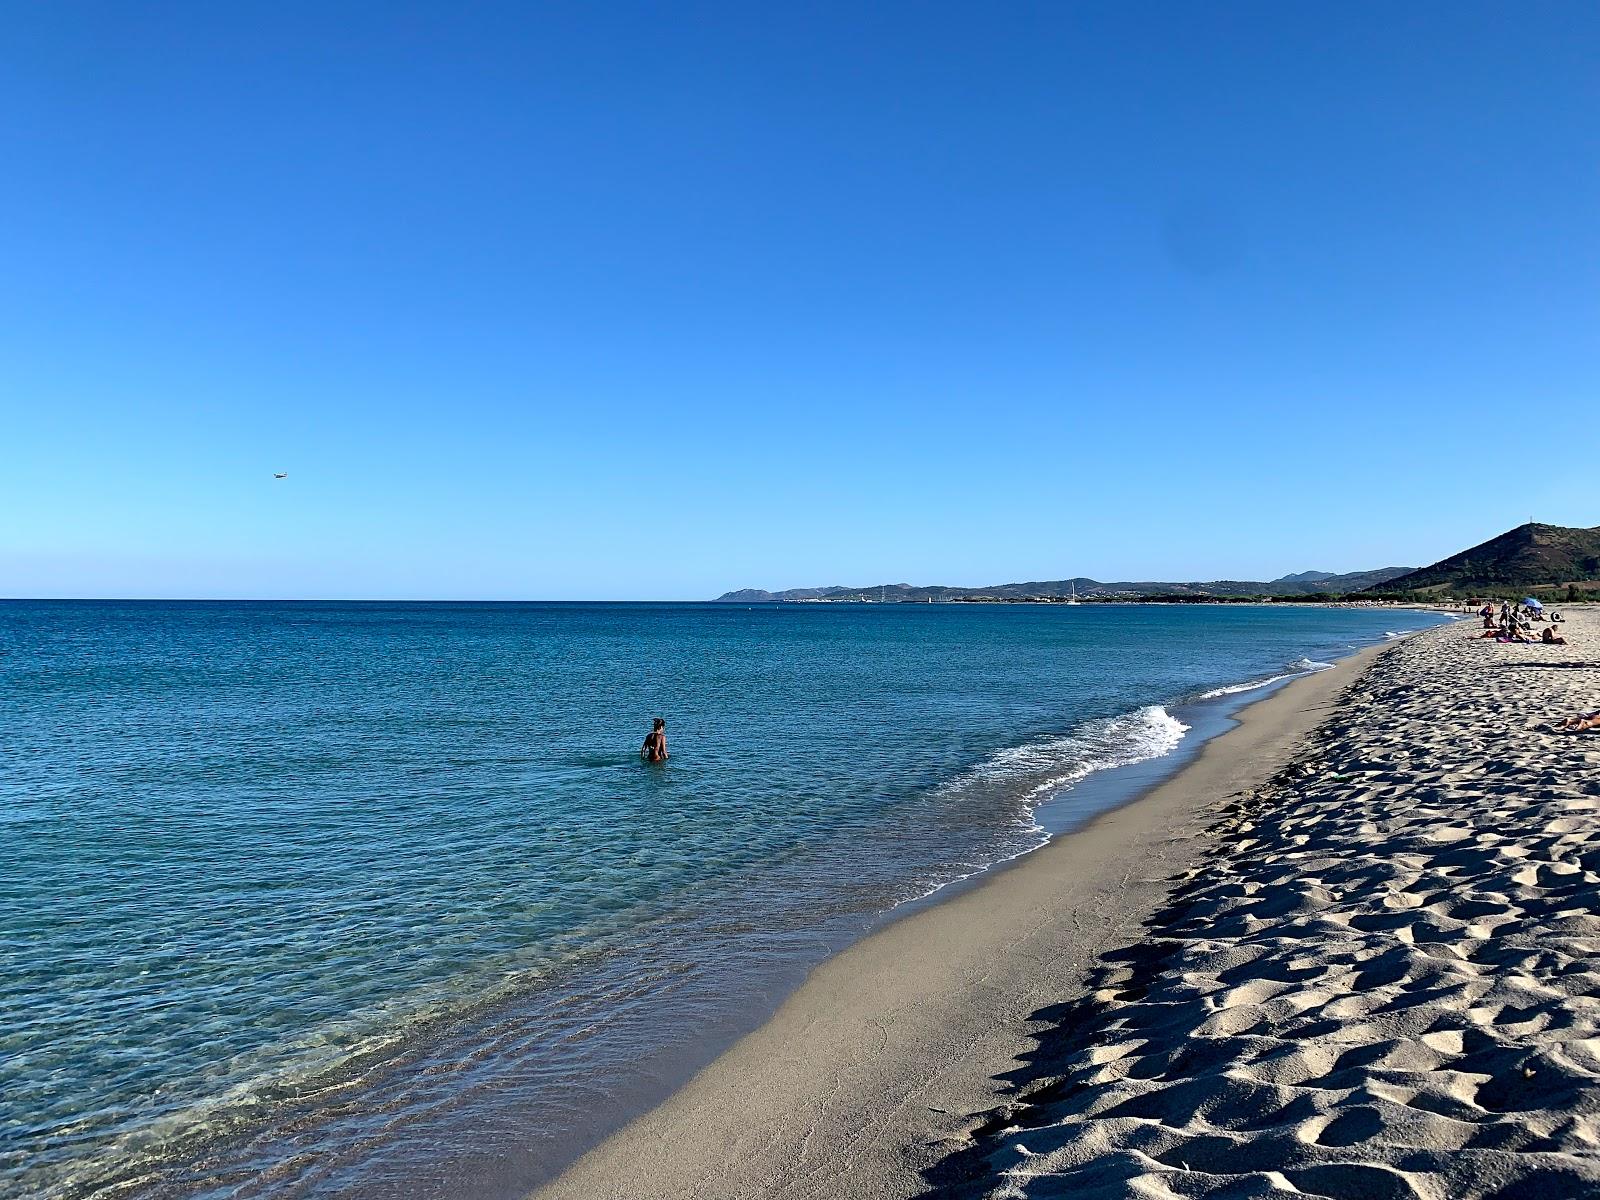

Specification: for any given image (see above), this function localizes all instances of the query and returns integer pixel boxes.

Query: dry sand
[532,611,1600,1200]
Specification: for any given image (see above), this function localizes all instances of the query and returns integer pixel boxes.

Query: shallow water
[0,600,1446,1197]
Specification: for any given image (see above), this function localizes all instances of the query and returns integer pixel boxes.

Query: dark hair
[653,718,666,729]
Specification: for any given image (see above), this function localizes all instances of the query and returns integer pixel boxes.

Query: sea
[0,600,1449,1199]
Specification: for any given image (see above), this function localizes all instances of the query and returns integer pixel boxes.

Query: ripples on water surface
[0,601,1446,1197]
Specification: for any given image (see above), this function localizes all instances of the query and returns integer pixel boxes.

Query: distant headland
[714,567,1412,604]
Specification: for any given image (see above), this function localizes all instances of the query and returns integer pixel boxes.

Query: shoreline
[929,608,1600,1196]
[33,613,1439,1200]
[529,637,1400,1199]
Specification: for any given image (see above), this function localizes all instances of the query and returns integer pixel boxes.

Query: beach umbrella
[1523,597,1544,609]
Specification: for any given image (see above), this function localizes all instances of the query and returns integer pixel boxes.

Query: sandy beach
[532,610,1600,1199]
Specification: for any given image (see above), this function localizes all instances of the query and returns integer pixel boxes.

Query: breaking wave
[956,704,1193,802]
[908,705,1192,900]
[1200,657,1334,700]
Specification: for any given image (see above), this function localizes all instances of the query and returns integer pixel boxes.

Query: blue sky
[4,2,1596,599]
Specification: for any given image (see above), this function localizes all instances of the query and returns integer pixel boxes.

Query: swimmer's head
[653,718,666,730]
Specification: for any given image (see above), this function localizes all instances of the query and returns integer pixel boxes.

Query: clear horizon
[5,3,1597,601]
[0,515,1588,601]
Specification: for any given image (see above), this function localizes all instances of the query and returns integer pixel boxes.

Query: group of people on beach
[1472,601,1566,645]
[1467,600,1598,732]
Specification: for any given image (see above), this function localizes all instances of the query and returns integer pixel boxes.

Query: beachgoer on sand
[641,717,669,763]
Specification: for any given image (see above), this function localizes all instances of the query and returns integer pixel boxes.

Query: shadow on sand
[1491,660,1595,670]
[911,778,1285,1198]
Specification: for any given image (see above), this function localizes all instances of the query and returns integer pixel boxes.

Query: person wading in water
[641,718,668,763]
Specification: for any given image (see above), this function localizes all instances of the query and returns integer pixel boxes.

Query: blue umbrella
[1523,597,1544,608]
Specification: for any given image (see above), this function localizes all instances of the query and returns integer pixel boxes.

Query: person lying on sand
[1558,710,1600,732]
[1472,623,1535,643]
[1473,624,1521,640]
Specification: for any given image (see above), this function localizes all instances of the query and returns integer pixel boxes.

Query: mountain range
[714,567,1414,603]
[715,524,1600,603]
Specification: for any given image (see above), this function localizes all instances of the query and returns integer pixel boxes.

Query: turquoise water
[0,601,1446,1198]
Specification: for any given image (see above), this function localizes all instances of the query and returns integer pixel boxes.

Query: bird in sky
[273,473,288,480]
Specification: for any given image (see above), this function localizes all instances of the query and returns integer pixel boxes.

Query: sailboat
[1066,582,1080,605]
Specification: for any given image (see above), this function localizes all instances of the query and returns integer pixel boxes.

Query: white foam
[1199,657,1334,700]
[907,706,1191,901]
[1199,671,1298,699]
[1289,656,1335,672]
[973,704,1192,801]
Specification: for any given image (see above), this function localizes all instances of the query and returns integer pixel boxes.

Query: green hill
[1369,523,1600,596]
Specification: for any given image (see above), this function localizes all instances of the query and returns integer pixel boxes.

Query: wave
[959,704,1192,801]
[907,706,1191,901]
[1199,657,1334,700]
[1289,656,1335,671]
